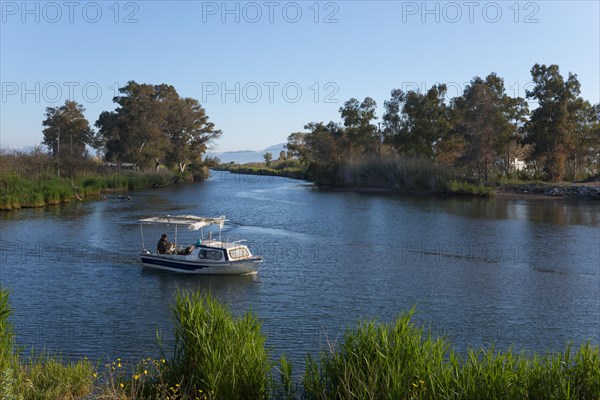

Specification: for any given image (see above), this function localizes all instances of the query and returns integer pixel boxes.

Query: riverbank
[217,162,600,200]
[1,289,599,399]
[497,182,600,200]
[217,159,496,197]
[214,160,306,180]
[0,169,206,211]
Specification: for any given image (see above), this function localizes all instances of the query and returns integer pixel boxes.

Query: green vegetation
[0,288,95,399]
[285,63,599,192]
[167,290,271,399]
[95,81,221,172]
[2,289,599,399]
[2,80,221,212]
[306,312,599,399]
[447,180,494,197]
[0,170,191,211]
[337,155,452,192]
[216,159,306,180]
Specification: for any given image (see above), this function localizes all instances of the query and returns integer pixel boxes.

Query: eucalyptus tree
[339,97,379,156]
[42,100,94,176]
[452,73,527,181]
[95,81,220,172]
[523,64,590,181]
[383,85,451,159]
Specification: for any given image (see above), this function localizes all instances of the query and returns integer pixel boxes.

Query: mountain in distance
[206,143,287,164]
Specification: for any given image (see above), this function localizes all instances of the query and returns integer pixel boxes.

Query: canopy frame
[139,215,227,251]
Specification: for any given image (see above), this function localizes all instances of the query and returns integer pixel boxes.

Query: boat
[138,215,262,275]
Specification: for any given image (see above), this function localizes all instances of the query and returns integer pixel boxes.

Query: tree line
[286,64,600,183]
[41,81,221,178]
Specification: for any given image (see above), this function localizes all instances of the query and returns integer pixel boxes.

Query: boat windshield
[228,247,250,260]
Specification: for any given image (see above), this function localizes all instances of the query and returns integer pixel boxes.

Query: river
[1,171,598,368]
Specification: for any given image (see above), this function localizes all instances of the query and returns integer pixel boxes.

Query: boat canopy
[139,215,226,230]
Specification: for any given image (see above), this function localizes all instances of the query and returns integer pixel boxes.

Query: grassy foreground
[1,288,599,399]
[0,170,197,211]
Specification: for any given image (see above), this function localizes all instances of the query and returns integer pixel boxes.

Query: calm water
[1,171,599,368]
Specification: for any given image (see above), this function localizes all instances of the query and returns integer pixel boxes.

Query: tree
[263,152,272,166]
[96,81,167,168]
[278,150,287,161]
[568,101,600,178]
[42,100,94,177]
[303,121,345,184]
[452,74,527,181]
[162,89,222,173]
[383,85,451,159]
[382,89,405,148]
[95,81,220,172]
[339,97,379,156]
[523,64,587,181]
[286,132,309,163]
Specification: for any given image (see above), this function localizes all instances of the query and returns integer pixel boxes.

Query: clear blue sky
[1,0,599,152]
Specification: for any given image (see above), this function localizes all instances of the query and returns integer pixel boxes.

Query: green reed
[337,156,454,192]
[165,290,272,400]
[0,171,182,211]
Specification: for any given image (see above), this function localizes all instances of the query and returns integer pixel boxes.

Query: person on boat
[157,234,173,254]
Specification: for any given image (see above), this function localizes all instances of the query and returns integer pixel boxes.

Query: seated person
[157,234,175,254]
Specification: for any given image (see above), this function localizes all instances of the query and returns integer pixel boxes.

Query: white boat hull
[140,253,262,275]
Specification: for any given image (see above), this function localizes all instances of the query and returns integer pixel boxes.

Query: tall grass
[0,170,183,211]
[337,155,453,192]
[216,160,306,180]
[303,313,600,399]
[303,308,451,399]
[336,156,496,196]
[0,289,94,399]
[18,355,95,400]
[0,288,18,398]
[166,290,272,399]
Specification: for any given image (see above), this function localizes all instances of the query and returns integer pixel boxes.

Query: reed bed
[216,160,306,180]
[0,171,182,211]
[337,156,453,192]
[166,290,272,399]
[303,313,600,399]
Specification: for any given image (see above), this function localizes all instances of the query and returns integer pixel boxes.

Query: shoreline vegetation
[2,80,222,212]
[0,147,214,211]
[214,159,600,200]
[221,63,598,200]
[214,157,495,197]
[1,289,599,399]
[0,169,207,211]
